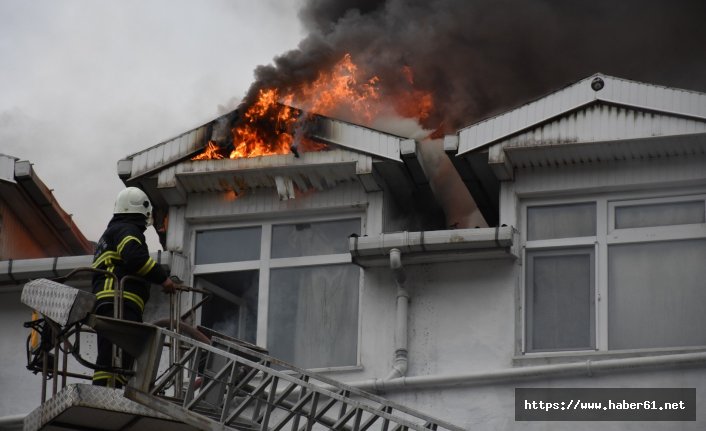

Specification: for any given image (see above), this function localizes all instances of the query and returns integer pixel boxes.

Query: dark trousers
[92,302,142,388]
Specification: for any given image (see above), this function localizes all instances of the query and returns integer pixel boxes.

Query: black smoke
[243,0,706,133]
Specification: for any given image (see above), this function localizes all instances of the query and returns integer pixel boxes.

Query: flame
[230,89,295,159]
[192,141,224,160]
[192,53,434,161]
[293,53,381,123]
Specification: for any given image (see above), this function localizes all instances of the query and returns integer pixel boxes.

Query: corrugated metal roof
[458,74,706,155]
[502,104,706,150]
[311,117,402,161]
[505,133,706,170]
[122,122,210,180]
[120,112,403,181]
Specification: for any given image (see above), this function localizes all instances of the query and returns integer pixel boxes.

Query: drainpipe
[386,248,409,380]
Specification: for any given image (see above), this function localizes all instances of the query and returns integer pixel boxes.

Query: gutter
[350,226,517,267]
[0,251,186,288]
[344,351,706,394]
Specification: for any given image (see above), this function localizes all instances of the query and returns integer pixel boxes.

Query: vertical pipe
[386,249,409,380]
[52,334,59,396]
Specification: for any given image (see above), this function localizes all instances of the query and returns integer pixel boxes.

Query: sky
[0,0,305,249]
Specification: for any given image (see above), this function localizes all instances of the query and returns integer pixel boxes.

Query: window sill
[513,346,706,367]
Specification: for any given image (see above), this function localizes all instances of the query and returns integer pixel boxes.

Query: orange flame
[192,141,224,160]
[192,54,434,161]
[293,53,381,123]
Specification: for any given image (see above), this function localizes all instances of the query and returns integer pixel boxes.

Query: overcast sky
[0,0,305,249]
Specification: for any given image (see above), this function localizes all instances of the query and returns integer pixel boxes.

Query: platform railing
[115,321,465,431]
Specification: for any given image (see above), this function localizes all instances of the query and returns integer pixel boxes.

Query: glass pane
[608,239,706,349]
[271,219,361,258]
[615,201,705,229]
[526,250,594,351]
[527,203,596,240]
[268,264,359,368]
[195,227,261,264]
[196,271,259,343]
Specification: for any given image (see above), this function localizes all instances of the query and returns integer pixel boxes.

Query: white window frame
[190,210,366,370]
[521,188,706,356]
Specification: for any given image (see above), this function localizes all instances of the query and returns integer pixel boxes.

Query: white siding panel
[157,166,177,188]
[132,152,149,177]
[502,105,706,149]
[166,205,187,252]
[459,74,706,155]
[600,76,706,120]
[147,144,165,172]
[505,133,706,170]
[0,155,17,183]
[459,75,596,153]
[513,154,706,197]
[184,181,367,221]
[311,117,402,161]
[126,124,210,178]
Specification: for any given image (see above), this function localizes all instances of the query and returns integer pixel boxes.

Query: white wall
[381,369,706,431]
[334,255,706,431]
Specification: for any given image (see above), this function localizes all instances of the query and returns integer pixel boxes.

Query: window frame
[525,246,596,353]
[521,189,706,356]
[190,211,365,370]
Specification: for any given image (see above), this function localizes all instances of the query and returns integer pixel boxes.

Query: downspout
[386,248,409,380]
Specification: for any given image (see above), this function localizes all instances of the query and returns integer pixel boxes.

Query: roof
[0,154,93,257]
[446,74,706,225]
[116,111,439,228]
[118,111,404,184]
[457,73,706,154]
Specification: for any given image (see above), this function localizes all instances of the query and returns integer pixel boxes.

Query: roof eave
[457,73,706,156]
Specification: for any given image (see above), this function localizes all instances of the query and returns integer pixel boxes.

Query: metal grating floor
[23,384,198,431]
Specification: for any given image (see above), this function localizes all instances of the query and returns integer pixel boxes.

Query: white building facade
[113,74,706,430]
[4,74,706,430]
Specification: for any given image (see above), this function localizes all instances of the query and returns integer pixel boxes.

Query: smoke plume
[234,0,706,229]
[244,0,706,133]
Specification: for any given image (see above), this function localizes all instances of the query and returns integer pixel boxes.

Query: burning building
[4,0,706,428]
[3,72,706,430]
[104,74,706,428]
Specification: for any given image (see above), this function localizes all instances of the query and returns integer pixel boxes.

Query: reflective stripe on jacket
[91,213,168,312]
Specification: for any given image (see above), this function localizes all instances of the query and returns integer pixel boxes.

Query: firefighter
[91,187,176,387]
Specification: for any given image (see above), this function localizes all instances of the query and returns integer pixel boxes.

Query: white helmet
[114,187,153,226]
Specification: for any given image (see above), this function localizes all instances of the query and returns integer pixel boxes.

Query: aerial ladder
[20,272,465,431]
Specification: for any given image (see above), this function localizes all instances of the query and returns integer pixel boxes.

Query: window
[526,249,595,352]
[193,216,362,369]
[523,193,706,353]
